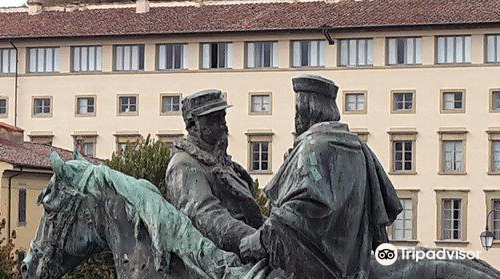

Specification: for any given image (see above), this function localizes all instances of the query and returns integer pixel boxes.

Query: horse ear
[50,151,64,177]
[73,149,87,162]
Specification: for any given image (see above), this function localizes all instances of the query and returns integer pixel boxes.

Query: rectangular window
[73,46,102,72]
[250,141,270,171]
[486,35,500,63]
[387,37,422,65]
[492,141,500,173]
[392,91,414,113]
[29,47,60,73]
[491,90,500,112]
[441,198,462,240]
[0,48,16,74]
[442,140,464,172]
[74,136,97,157]
[493,200,500,240]
[157,43,188,70]
[250,94,271,114]
[339,38,373,67]
[76,96,96,116]
[201,42,233,69]
[18,189,26,226]
[0,98,7,116]
[114,45,144,71]
[441,90,465,113]
[344,92,366,113]
[116,135,141,155]
[118,96,138,115]
[246,41,278,68]
[437,36,471,64]
[291,40,326,67]
[33,97,51,117]
[391,199,413,240]
[161,95,181,114]
[393,140,413,172]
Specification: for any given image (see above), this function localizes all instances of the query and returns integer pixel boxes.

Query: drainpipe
[8,40,18,127]
[321,26,335,45]
[7,168,22,241]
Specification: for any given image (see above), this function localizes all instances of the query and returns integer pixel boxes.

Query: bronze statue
[164,90,264,256]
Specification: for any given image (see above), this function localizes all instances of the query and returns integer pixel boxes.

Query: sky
[0,0,27,7]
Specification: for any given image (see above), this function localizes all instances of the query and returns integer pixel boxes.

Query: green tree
[64,136,172,279]
[253,179,271,217]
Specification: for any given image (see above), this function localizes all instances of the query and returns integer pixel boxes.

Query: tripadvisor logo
[375,243,398,266]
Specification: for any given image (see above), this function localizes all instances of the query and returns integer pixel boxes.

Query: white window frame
[442,140,464,173]
[343,91,367,114]
[250,141,270,172]
[291,40,326,67]
[391,198,414,241]
[436,35,472,64]
[28,47,60,73]
[201,42,233,69]
[246,41,278,68]
[160,94,182,115]
[114,45,145,71]
[32,97,52,117]
[441,198,462,240]
[117,95,139,116]
[73,46,102,72]
[387,37,422,65]
[339,38,373,67]
[157,43,188,70]
[486,35,500,63]
[75,96,96,116]
[249,93,272,114]
[0,48,16,74]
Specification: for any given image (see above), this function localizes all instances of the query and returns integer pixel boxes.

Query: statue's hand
[239,229,267,264]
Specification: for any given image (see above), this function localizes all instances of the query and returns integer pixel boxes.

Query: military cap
[292,74,339,100]
[182,89,232,120]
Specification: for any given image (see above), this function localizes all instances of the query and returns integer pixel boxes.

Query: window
[29,47,60,73]
[491,90,500,112]
[486,35,500,63]
[0,48,16,74]
[74,136,97,157]
[391,199,413,241]
[392,91,415,113]
[115,134,141,155]
[157,43,188,70]
[291,40,326,67]
[118,95,138,115]
[114,45,145,71]
[161,94,181,115]
[246,41,278,68]
[28,135,53,145]
[436,36,471,64]
[387,37,422,65]
[441,90,465,113]
[339,38,373,67]
[442,141,464,173]
[343,91,367,114]
[441,198,462,240]
[0,98,7,117]
[75,96,96,116]
[18,189,26,226]
[251,142,270,171]
[32,97,52,117]
[393,141,413,172]
[488,130,500,174]
[493,200,500,240]
[201,42,233,69]
[249,93,271,114]
[73,46,102,72]
[351,129,369,143]
[157,132,183,148]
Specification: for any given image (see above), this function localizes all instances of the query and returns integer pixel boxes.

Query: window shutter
[319,40,326,66]
[73,47,80,72]
[388,39,396,65]
[415,38,422,64]
[366,39,373,65]
[272,42,279,67]
[446,37,455,63]
[81,47,88,71]
[309,41,318,67]
[358,39,366,66]
[496,35,500,62]
[46,48,54,72]
[292,41,300,67]
[226,43,233,68]
[158,45,166,70]
[437,37,445,63]
[247,42,255,68]
[487,36,495,63]
[202,43,210,69]
[116,46,123,71]
[406,38,414,64]
[131,45,139,70]
[455,37,464,63]
[9,50,16,73]
[123,46,131,71]
[464,36,472,63]
[182,44,188,69]
[340,40,348,66]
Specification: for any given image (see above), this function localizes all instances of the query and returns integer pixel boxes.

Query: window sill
[489,109,500,113]
[440,110,466,114]
[290,66,326,69]
[0,114,8,118]
[435,240,469,245]
[0,73,15,77]
[199,68,234,72]
[389,171,417,175]
[438,171,467,175]
[75,113,96,118]
[390,240,420,246]
[343,111,367,115]
[386,64,422,67]
[488,171,500,175]
[337,65,374,69]
[17,222,26,227]
[156,69,190,73]
[249,112,272,116]
[160,112,182,116]
[32,114,52,118]
[117,113,139,117]
[25,72,60,76]
[72,71,103,74]
[391,110,416,114]
[113,70,145,73]
[249,170,273,175]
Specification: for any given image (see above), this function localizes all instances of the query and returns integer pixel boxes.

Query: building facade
[0,0,500,268]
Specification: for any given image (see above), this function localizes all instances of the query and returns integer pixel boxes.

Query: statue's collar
[295,121,350,144]
[173,137,231,166]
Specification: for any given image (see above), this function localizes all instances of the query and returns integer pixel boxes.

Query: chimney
[27,0,44,15]
[136,0,150,14]
[0,122,24,144]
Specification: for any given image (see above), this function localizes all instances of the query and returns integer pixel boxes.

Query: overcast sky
[0,0,27,7]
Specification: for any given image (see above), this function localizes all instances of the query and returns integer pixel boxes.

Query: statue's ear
[73,149,87,161]
[50,151,64,177]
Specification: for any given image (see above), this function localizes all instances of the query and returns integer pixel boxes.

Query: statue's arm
[166,163,257,255]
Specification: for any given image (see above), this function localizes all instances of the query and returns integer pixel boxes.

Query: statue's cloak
[262,122,402,279]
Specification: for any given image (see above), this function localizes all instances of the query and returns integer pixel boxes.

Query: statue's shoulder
[302,122,362,150]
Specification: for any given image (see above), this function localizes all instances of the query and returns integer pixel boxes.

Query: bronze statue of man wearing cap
[164,90,264,258]
[239,74,402,279]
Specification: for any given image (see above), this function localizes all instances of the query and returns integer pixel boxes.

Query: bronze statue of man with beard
[165,90,265,258]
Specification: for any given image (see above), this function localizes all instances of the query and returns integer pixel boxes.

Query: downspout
[321,26,335,45]
[8,41,18,127]
[7,168,22,241]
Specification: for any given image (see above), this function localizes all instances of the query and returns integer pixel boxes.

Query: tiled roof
[0,139,101,170]
[0,122,24,132]
[1,0,500,39]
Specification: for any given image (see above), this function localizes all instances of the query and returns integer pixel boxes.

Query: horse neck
[98,187,166,279]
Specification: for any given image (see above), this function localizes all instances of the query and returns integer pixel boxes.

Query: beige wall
[1,27,500,266]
